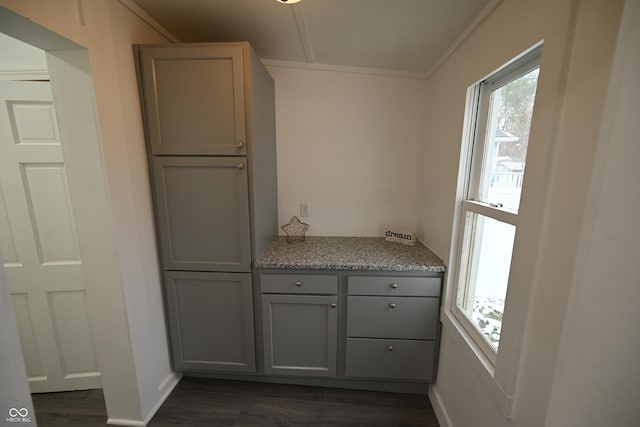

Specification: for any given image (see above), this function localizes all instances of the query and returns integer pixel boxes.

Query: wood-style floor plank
[31,377,440,426]
[31,388,108,427]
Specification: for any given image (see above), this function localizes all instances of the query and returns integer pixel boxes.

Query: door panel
[11,293,45,379]
[21,163,80,264]
[140,46,246,155]
[48,291,99,376]
[153,156,251,272]
[0,80,100,393]
[0,187,19,265]
[7,100,60,145]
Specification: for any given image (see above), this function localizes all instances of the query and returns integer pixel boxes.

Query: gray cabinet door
[262,294,337,377]
[164,271,255,372]
[153,156,251,272]
[140,45,246,155]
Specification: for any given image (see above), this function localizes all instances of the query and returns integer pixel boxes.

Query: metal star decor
[281,215,309,243]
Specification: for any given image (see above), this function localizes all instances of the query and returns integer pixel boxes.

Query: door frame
[0,8,146,423]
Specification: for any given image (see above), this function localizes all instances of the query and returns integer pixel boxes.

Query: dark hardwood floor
[31,388,107,427]
[32,377,440,426]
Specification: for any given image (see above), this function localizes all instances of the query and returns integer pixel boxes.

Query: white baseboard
[429,384,453,427]
[157,372,182,397]
[143,372,182,425]
[107,372,182,427]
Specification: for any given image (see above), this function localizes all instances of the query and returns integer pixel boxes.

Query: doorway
[0,24,111,426]
[0,33,101,394]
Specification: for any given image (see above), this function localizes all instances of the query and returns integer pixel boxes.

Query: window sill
[440,309,513,418]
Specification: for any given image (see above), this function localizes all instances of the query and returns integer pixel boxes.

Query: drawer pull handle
[330,303,336,308]
[391,283,398,289]
[387,346,394,352]
[237,163,245,170]
[236,142,245,149]
[295,281,302,287]
[389,303,396,309]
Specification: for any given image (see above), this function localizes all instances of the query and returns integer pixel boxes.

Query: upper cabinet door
[140,46,246,155]
[153,156,251,272]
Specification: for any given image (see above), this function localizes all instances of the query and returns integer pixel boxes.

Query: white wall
[105,1,178,418]
[418,0,625,426]
[0,0,178,424]
[265,63,427,237]
[545,2,640,425]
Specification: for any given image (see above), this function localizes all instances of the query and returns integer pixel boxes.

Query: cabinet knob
[330,303,336,308]
[237,163,245,170]
[387,346,394,352]
[295,281,302,287]
[391,283,398,289]
[389,303,396,309]
[236,142,245,149]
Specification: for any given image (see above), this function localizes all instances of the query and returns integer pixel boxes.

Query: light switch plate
[300,203,309,217]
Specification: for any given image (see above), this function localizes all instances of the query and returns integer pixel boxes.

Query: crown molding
[261,59,429,80]
[115,0,180,43]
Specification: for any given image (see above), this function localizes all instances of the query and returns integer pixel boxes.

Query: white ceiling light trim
[275,0,302,4]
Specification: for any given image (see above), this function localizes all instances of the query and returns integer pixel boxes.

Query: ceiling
[131,0,490,74]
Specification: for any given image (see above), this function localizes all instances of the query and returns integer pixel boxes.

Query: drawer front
[346,338,435,381]
[348,276,441,297]
[261,274,338,295]
[347,296,439,340]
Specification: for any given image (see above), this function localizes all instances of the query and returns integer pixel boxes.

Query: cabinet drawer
[348,276,441,297]
[261,274,337,295]
[346,338,435,381]
[347,296,439,340]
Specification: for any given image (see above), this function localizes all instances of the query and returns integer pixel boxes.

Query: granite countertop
[255,236,446,272]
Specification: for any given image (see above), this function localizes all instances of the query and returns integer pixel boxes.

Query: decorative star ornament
[281,215,309,243]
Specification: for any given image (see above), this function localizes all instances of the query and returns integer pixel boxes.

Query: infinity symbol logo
[8,408,29,417]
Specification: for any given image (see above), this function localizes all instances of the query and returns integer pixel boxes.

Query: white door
[0,80,101,393]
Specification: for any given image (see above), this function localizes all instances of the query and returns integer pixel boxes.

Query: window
[452,49,540,363]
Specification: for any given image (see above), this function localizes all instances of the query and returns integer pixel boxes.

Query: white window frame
[449,48,542,365]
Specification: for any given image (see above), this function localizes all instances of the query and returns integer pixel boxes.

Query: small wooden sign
[384,228,416,246]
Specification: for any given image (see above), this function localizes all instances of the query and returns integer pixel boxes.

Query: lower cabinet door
[262,294,337,376]
[345,338,435,381]
[164,271,255,372]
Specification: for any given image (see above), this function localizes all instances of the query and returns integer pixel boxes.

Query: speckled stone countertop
[255,236,446,272]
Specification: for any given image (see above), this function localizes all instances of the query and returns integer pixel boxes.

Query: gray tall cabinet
[135,43,277,373]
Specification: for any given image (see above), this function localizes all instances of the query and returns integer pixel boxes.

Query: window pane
[457,212,516,349]
[479,68,539,211]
